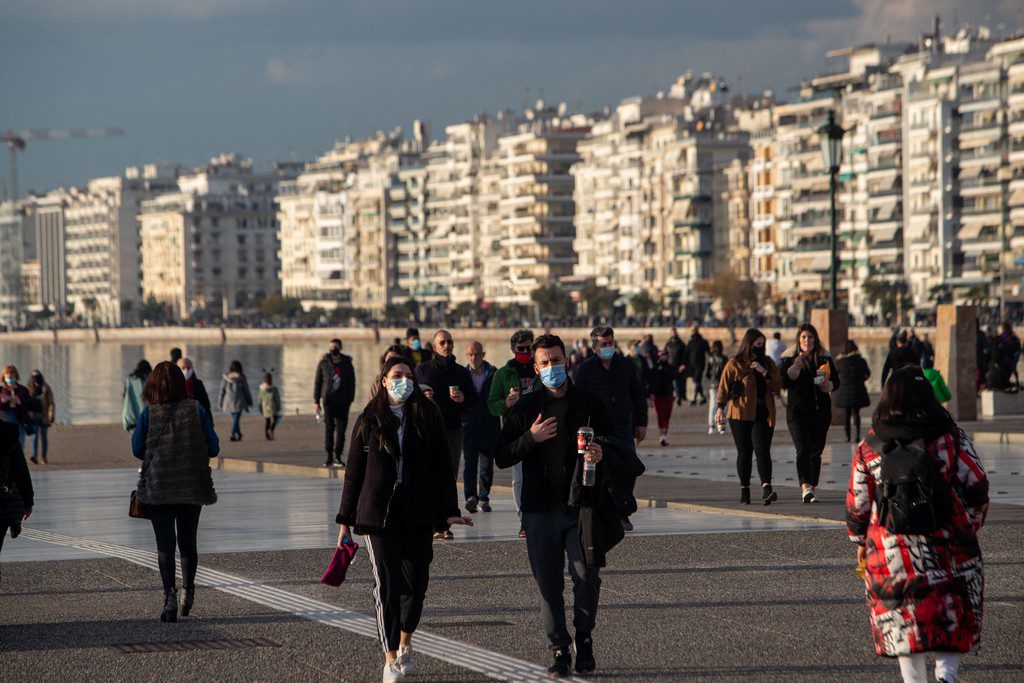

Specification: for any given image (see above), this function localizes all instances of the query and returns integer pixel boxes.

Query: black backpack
[867,434,954,535]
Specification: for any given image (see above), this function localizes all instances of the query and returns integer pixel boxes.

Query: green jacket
[258,384,282,418]
[923,368,951,403]
[487,359,539,423]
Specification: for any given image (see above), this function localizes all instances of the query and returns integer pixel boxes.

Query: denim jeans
[230,412,242,437]
[33,425,48,457]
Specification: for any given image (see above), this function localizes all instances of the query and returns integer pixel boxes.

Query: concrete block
[980,390,1024,416]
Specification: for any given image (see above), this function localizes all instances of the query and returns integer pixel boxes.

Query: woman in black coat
[0,421,34,573]
[781,324,840,504]
[336,357,472,681]
[833,339,871,443]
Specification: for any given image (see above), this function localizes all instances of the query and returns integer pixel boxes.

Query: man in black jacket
[573,326,646,530]
[664,328,687,406]
[314,339,356,467]
[495,333,613,677]
[415,330,476,536]
[687,326,710,405]
[461,341,500,513]
[177,357,212,416]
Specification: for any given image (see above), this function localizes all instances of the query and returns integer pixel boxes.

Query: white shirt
[390,403,405,484]
[765,338,785,366]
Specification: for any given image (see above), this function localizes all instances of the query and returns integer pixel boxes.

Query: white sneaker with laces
[382,659,404,682]
[397,644,414,674]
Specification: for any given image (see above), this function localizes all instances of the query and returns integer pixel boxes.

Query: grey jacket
[218,372,253,414]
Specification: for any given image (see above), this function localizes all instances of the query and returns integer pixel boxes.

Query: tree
[630,291,659,318]
[140,294,162,323]
[82,296,99,324]
[530,284,574,318]
[257,295,303,319]
[862,276,912,324]
[578,279,618,319]
[695,268,757,336]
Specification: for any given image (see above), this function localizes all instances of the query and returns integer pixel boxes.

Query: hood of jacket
[835,350,861,361]
[223,372,244,383]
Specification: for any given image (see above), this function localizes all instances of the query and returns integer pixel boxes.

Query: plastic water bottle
[583,460,597,487]
[315,411,323,425]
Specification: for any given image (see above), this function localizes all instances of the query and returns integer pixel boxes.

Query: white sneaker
[659,435,668,446]
[382,659,404,682]
[397,644,415,674]
[707,427,714,435]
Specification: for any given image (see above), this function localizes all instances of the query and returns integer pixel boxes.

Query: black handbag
[129,490,149,519]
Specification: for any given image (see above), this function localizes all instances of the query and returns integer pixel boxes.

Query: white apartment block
[140,153,298,319]
[0,202,24,329]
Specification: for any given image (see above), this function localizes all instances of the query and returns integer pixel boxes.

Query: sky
[2,0,1023,195]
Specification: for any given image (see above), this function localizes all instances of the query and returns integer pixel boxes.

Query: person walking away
[26,370,54,464]
[314,339,356,466]
[687,326,710,405]
[715,329,781,505]
[0,366,33,448]
[462,341,499,513]
[132,361,219,622]
[169,347,183,364]
[413,330,476,539]
[921,354,952,404]
[336,357,471,682]
[494,334,613,677]
[847,365,988,683]
[177,358,212,416]
[975,321,991,392]
[487,329,538,538]
[123,360,152,432]
[0,420,34,585]
[219,360,253,442]
[765,332,785,367]
[259,372,282,440]
[664,329,687,406]
[986,321,1021,390]
[919,332,935,368]
[781,324,840,503]
[648,351,677,446]
[834,340,871,443]
[573,326,646,531]
[705,341,727,435]
[881,333,917,387]
[403,327,434,367]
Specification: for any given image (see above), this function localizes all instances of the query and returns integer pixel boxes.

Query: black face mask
[330,349,340,357]
[752,347,766,359]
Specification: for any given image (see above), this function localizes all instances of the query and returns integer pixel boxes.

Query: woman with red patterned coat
[846,365,989,683]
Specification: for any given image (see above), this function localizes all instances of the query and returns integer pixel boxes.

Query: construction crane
[3,128,125,201]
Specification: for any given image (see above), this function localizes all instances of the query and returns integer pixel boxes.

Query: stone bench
[980,390,1024,417]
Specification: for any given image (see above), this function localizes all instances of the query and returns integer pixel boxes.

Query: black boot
[160,589,178,623]
[547,647,572,678]
[762,485,778,506]
[740,487,751,505]
[181,586,195,617]
[574,635,595,674]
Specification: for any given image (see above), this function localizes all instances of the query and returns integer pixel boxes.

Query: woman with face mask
[781,323,840,503]
[336,357,472,682]
[0,366,33,449]
[715,329,782,505]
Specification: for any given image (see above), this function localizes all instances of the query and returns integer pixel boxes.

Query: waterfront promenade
[4,403,1024,681]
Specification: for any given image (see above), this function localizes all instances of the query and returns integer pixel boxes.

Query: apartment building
[0,202,24,329]
[140,153,299,319]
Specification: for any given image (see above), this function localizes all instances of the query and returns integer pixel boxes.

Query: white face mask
[387,378,414,403]
[183,368,194,380]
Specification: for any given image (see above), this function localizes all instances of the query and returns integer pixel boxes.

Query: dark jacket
[687,332,710,372]
[336,398,459,534]
[185,376,212,416]
[462,362,500,439]
[494,379,615,512]
[705,352,727,387]
[834,351,871,410]
[647,361,677,398]
[573,353,648,428]
[881,346,918,386]
[568,435,645,568]
[314,352,356,408]
[781,352,840,414]
[664,336,687,370]
[0,422,34,531]
[414,355,477,432]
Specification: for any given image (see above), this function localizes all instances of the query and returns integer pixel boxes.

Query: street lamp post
[818,109,845,311]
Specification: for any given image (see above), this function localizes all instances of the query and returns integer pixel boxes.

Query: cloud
[265,55,315,86]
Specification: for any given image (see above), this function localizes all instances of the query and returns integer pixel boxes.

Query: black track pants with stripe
[363,524,434,653]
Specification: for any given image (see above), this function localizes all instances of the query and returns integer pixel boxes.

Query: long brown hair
[141,361,188,405]
[873,364,953,429]
[732,328,766,365]
[359,356,443,452]
[794,323,823,359]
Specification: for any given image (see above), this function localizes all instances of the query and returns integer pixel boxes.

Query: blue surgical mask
[539,364,567,388]
[387,378,414,403]
[597,347,615,360]
[2,377,13,385]
[411,339,421,351]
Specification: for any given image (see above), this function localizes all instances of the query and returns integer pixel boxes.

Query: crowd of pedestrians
[0,316,1008,683]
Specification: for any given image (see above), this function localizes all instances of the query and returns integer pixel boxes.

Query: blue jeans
[33,425,48,457]
[512,462,523,522]
[230,412,242,437]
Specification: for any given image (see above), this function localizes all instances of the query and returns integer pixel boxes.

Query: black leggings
[729,417,774,487]
[148,504,202,594]
[787,407,831,487]
[844,408,861,441]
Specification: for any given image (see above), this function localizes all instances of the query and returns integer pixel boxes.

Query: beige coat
[716,356,782,426]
